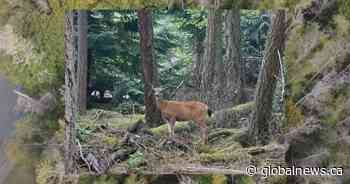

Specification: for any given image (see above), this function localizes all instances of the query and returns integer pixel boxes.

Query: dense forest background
[0,0,350,184]
[86,9,269,112]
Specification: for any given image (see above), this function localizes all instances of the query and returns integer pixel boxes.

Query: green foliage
[170,9,207,41]
[235,176,255,184]
[0,0,65,96]
[285,23,331,101]
[334,15,350,36]
[240,10,270,57]
[339,0,350,21]
[124,174,148,184]
[259,0,303,10]
[329,130,350,170]
[127,151,145,168]
[321,84,350,126]
[36,159,60,184]
[88,10,193,106]
[79,175,121,184]
[199,148,246,163]
[195,175,212,184]
[0,0,11,26]
[193,175,227,184]
[211,175,227,184]
[150,121,193,136]
[269,175,287,184]
[88,9,270,108]
[6,114,60,163]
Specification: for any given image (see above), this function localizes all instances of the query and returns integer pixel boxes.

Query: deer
[152,87,212,144]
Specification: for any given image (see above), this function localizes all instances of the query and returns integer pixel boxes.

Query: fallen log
[106,164,248,175]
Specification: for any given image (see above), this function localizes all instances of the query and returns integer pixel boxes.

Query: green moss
[208,102,254,128]
[79,175,125,184]
[78,110,145,131]
[286,23,331,101]
[269,175,288,184]
[339,0,350,21]
[195,175,212,184]
[290,75,317,102]
[259,0,302,10]
[329,138,350,168]
[109,115,144,130]
[208,128,246,146]
[127,151,145,168]
[196,144,214,154]
[101,135,120,145]
[320,85,350,126]
[283,0,301,9]
[321,107,344,126]
[150,121,193,137]
[0,0,11,26]
[285,98,304,130]
[36,159,56,184]
[124,174,148,184]
[235,176,255,184]
[211,175,227,184]
[199,147,248,163]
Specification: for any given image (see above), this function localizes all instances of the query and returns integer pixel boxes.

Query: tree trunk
[200,7,223,110]
[191,35,205,90]
[64,11,77,176]
[137,9,162,128]
[220,7,243,107]
[200,6,242,111]
[248,10,287,146]
[77,10,88,114]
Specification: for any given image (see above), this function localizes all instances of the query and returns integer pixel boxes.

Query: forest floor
[74,103,287,180]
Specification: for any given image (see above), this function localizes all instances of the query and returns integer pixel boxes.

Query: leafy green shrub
[127,151,145,168]
[339,0,350,21]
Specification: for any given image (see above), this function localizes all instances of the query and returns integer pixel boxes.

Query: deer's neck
[155,97,167,110]
[155,96,161,108]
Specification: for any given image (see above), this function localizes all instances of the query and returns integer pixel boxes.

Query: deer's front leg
[162,114,175,138]
[168,117,176,138]
[197,119,208,144]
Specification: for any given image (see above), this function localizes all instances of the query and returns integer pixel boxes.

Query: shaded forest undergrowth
[70,102,286,176]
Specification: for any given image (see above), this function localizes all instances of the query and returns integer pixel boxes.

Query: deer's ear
[153,87,163,93]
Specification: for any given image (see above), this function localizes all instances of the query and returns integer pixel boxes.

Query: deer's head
[152,87,163,98]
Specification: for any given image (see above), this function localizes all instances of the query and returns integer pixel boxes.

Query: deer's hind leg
[196,118,208,144]
[168,117,176,138]
[162,114,176,138]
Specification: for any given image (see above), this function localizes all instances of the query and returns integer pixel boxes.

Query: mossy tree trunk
[200,5,243,111]
[77,10,88,114]
[248,10,287,145]
[200,6,223,110]
[137,9,162,128]
[64,11,77,176]
[192,34,205,90]
[221,7,243,106]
